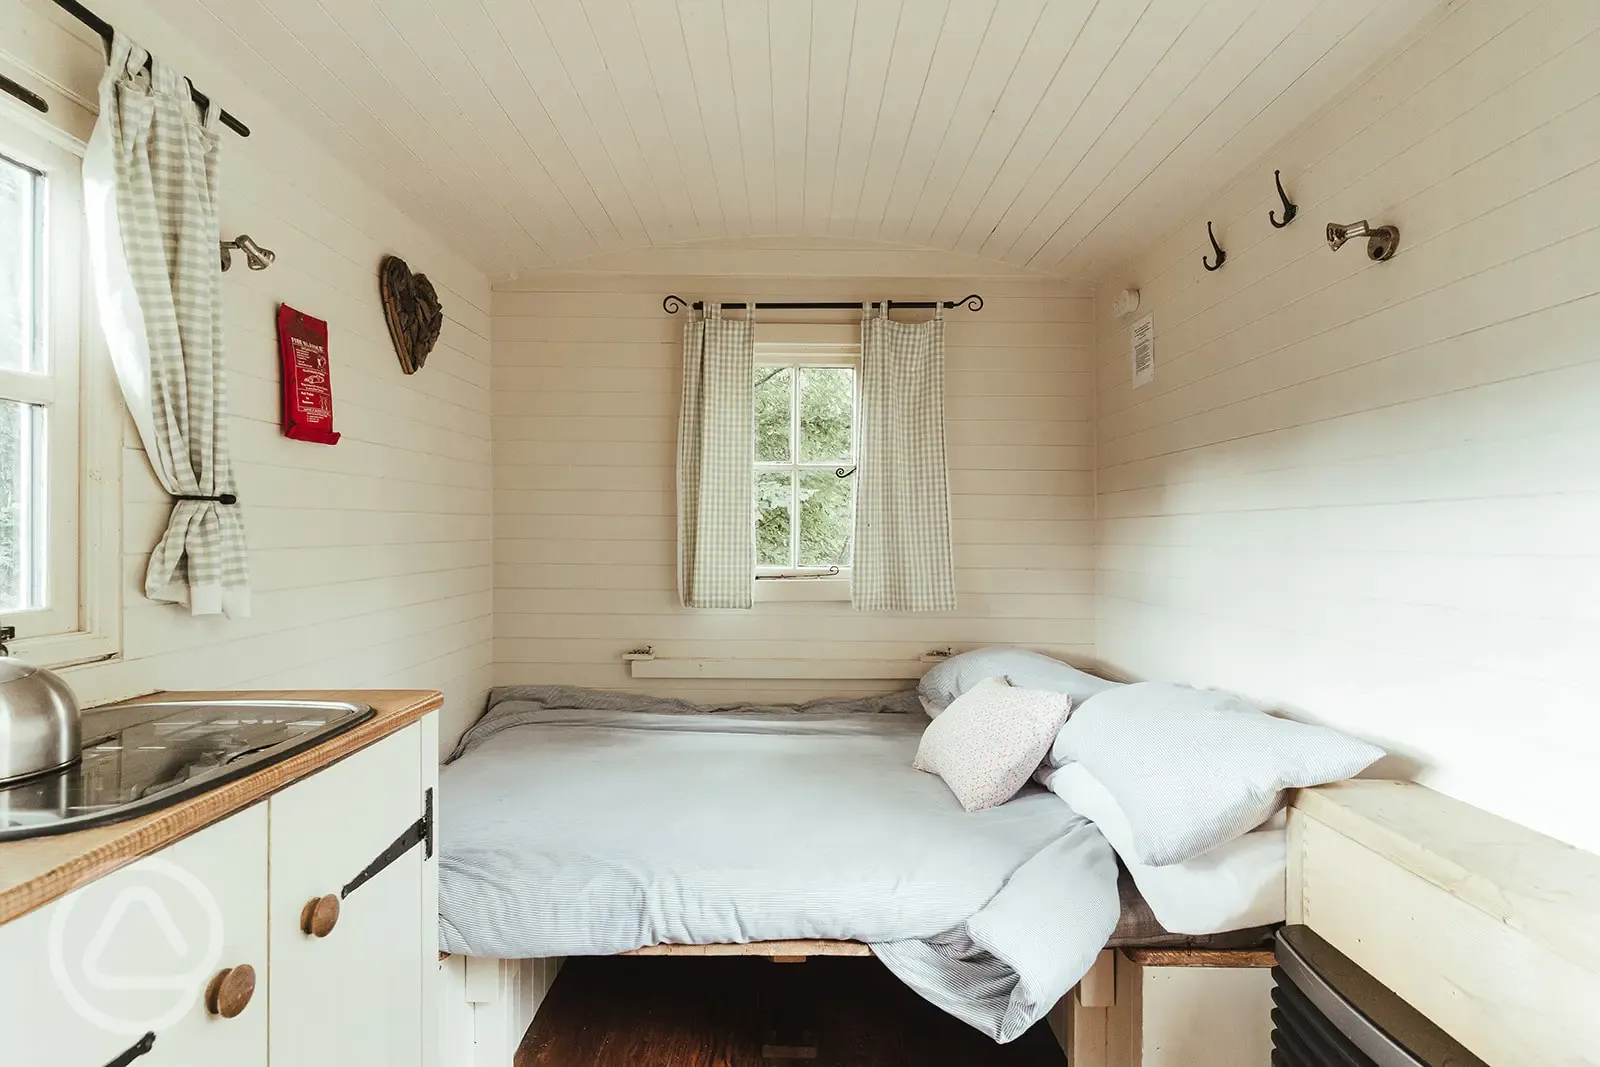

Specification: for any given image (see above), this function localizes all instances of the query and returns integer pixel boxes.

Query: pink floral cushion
[912,676,1074,812]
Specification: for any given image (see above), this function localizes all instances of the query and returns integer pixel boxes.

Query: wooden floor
[515,956,1065,1067]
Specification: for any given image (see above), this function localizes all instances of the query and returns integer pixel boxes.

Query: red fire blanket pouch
[276,304,341,445]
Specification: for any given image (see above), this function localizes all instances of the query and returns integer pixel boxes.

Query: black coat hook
[1270,169,1297,228]
[1202,221,1226,272]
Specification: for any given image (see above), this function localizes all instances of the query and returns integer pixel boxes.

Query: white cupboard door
[0,803,269,1067]
[269,724,428,1067]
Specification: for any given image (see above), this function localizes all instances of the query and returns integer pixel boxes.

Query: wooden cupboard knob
[300,894,341,938]
[204,964,256,1019]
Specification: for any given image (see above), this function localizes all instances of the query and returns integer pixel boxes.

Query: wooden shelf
[1119,948,1276,969]
[628,657,925,680]
[620,940,873,959]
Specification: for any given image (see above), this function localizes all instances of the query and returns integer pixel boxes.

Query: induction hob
[0,699,374,841]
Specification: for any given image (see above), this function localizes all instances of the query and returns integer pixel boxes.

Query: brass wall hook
[1326,219,1399,262]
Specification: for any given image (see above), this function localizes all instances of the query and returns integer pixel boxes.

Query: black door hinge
[103,1032,156,1067]
[342,787,433,899]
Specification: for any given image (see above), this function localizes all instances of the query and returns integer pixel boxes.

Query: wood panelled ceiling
[153,0,1443,279]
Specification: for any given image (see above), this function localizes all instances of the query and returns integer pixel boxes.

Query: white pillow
[1055,682,1383,865]
[1038,764,1286,935]
[918,646,1118,716]
[913,677,1072,812]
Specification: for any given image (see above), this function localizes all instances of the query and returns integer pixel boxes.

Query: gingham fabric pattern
[913,676,1074,811]
[677,305,754,608]
[853,303,956,611]
[87,35,249,617]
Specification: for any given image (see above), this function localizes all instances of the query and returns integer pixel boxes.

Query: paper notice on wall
[1131,314,1155,388]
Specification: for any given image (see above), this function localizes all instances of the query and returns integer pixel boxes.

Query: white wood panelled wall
[491,247,1095,702]
[3,0,494,753]
[1092,0,1600,853]
[120,0,1443,279]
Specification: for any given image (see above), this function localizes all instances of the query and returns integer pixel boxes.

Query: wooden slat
[896,0,1049,247]
[619,940,873,959]
[1119,949,1276,969]
[59,0,1442,275]
[1077,949,1117,1007]
[873,0,1003,242]
[1008,0,1272,266]
[767,0,812,237]
[628,658,927,681]
[824,0,902,238]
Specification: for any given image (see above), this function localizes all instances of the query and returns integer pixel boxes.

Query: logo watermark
[47,857,225,1035]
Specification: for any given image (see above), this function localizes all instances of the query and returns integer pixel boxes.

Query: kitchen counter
[0,688,441,927]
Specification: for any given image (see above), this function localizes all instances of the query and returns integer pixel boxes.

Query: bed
[437,685,1273,1043]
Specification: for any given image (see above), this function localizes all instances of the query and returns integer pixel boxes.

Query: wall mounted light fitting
[220,234,275,271]
[1326,220,1399,262]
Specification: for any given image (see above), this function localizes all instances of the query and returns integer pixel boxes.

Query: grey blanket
[438,686,1119,1042]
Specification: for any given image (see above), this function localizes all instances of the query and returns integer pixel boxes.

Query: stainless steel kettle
[0,627,81,786]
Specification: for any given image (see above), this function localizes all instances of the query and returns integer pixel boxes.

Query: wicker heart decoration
[379,255,443,375]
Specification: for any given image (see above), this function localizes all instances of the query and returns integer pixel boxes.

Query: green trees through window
[0,153,40,612]
[754,362,855,571]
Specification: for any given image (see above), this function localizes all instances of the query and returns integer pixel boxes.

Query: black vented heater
[1272,926,1488,1067]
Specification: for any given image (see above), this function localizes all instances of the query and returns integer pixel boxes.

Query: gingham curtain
[677,305,754,608]
[84,34,249,617]
[853,303,956,612]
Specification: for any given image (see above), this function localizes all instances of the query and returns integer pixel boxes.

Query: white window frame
[752,340,859,604]
[0,100,121,668]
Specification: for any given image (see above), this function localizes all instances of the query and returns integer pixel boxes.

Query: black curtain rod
[662,294,983,314]
[0,74,50,115]
[51,0,250,137]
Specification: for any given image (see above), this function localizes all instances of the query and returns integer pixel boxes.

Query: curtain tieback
[172,492,239,505]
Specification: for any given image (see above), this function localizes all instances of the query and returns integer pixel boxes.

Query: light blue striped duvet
[438,686,1120,1042]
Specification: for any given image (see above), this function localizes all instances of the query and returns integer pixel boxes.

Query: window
[0,112,118,665]
[753,350,857,600]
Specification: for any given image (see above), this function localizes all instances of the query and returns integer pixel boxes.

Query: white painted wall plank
[1092,0,1600,853]
[490,263,1096,698]
[6,0,494,753]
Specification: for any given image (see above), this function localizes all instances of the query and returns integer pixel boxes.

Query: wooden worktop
[1289,780,1600,1065]
[1293,779,1600,981]
[0,688,442,927]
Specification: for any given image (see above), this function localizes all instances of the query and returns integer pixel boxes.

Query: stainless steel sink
[0,698,374,841]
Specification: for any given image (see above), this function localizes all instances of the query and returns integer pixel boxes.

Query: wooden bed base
[619,939,873,962]
[618,941,1268,966]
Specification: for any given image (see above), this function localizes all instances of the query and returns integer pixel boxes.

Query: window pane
[798,367,854,463]
[754,366,791,462]
[0,400,43,612]
[0,153,41,373]
[754,470,792,567]
[798,468,852,568]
